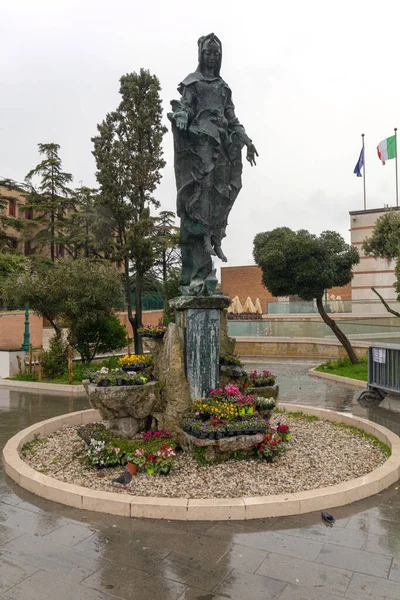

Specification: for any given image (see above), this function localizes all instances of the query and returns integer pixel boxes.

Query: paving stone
[81,561,186,600]
[346,572,400,599]
[0,491,24,507]
[255,552,352,595]
[1,534,104,583]
[0,555,39,595]
[278,583,345,600]
[4,570,119,600]
[234,530,324,560]
[155,551,231,592]
[0,502,66,536]
[281,523,368,549]
[316,544,392,578]
[389,560,400,582]
[363,532,400,558]
[216,543,268,573]
[0,524,23,546]
[214,569,286,600]
[41,523,95,547]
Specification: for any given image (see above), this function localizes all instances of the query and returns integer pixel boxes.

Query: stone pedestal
[170,295,231,400]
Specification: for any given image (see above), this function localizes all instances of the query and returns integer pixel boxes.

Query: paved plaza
[1,359,400,600]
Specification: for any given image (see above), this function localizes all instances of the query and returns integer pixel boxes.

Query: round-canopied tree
[253,228,360,363]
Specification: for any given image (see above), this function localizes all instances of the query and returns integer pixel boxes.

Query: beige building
[350,207,398,314]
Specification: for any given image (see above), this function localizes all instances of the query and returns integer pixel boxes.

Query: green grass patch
[315,356,368,381]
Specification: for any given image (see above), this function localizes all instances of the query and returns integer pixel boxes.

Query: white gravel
[21,415,389,499]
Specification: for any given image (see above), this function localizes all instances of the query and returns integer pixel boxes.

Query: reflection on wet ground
[1,361,400,599]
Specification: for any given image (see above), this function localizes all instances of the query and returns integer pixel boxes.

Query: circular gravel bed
[20,414,388,499]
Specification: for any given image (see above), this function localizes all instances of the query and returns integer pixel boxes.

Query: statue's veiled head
[197,33,222,77]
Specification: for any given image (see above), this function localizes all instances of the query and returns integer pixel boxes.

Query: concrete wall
[236,337,369,360]
[350,208,399,313]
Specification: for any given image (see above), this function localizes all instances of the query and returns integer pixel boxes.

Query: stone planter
[180,430,265,462]
[83,380,164,438]
[246,384,279,400]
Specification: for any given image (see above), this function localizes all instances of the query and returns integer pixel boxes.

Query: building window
[25,208,33,220]
[57,244,65,258]
[9,200,16,217]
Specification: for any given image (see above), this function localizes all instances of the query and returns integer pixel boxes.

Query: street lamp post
[21,302,30,352]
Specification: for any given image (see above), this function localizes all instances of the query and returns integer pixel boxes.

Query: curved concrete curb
[2,406,400,520]
[308,367,367,389]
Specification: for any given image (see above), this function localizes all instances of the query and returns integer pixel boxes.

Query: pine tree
[61,186,102,258]
[92,69,167,353]
[25,143,73,262]
[153,210,181,283]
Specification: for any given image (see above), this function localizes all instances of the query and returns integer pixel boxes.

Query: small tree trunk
[123,256,140,353]
[67,346,73,384]
[316,296,359,364]
[50,211,55,262]
[134,271,144,355]
[371,287,400,317]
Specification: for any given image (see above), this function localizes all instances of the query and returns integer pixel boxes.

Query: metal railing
[358,343,400,406]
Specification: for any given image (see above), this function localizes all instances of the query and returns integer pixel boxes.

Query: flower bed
[19,413,390,499]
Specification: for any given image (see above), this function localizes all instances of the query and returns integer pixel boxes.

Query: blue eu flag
[353,147,364,177]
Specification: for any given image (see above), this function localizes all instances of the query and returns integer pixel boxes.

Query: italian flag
[377,135,396,165]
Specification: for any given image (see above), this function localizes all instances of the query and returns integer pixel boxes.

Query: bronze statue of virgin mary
[169,33,258,296]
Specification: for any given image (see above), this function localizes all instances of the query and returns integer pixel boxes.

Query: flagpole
[362,133,366,210]
[395,128,399,207]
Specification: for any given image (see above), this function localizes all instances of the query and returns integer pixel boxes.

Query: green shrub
[69,314,128,363]
[12,372,38,382]
[40,333,68,380]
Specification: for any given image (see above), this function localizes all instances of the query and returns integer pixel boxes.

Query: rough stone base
[246,384,279,399]
[108,417,147,438]
[180,431,264,462]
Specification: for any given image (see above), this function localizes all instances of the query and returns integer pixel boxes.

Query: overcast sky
[1,1,399,268]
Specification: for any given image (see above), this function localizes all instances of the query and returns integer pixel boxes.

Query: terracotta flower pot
[127,462,138,476]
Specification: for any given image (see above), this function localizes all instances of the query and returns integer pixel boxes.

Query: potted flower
[144,453,157,475]
[254,397,277,419]
[97,374,111,387]
[119,353,153,373]
[155,445,178,475]
[126,448,146,475]
[138,325,167,339]
[113,369,125,386]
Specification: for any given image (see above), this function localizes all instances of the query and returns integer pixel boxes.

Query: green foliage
[11,371,38,382]
[92,69,168,353]
[3,257,125,362]
[316,356,368,381]
[362,210,400,261]
[40,333,68,379]
[0,251,27,305]
[61,186,102,258]
[253,228,360,364]
[253,228,360,301]
[69,314,128,364]
[162,267,181,325]
[24,143,73,262]
[0,178,27,247]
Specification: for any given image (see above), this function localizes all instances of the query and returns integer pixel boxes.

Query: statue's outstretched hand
[174,111,188,130]
[246,143,258,166]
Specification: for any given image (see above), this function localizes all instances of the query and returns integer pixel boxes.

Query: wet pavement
[1,360,400,599]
